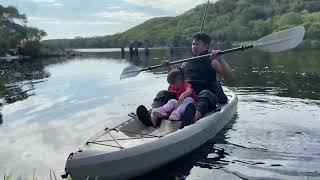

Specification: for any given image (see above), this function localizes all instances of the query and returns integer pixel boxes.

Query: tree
[240,6,268,24]
[278,12,303,27]
[253,20,272,38]
[0,5,47,56]
[42,0,320,48]
[304,1,320,13]
[308,23,320,39]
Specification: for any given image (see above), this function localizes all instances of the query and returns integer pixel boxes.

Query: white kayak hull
[64,88,238,179]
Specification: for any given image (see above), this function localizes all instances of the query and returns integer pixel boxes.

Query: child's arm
[178,87,193,104]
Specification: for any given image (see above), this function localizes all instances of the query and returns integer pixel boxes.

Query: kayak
[63,87,238,180]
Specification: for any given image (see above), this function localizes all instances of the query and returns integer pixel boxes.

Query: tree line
[39,0,320,49]
[0,5,47,56]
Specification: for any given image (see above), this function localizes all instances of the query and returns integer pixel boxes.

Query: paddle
[120,26,305,80]
[200,0,210,32]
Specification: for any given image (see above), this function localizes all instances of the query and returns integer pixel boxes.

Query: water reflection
[89,48,320,101]
[0,60,50,104]
[134,95,320,180]
[132,115,240,180]
[0,57,169,179]
[0,48,319,179]
[224,50,320,100]
[0,48,185,110]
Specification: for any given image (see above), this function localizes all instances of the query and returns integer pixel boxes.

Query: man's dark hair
[167,68,184,85]
[192,32,211,45]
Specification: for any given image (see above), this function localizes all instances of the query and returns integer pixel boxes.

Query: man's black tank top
[182,51,216,93]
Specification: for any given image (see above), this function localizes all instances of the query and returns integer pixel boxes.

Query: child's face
[170,78,184,88]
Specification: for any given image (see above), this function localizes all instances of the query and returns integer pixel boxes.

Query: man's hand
[211,50,235,80]
[211,50,223,61]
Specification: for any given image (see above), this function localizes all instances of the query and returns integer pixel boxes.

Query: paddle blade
[254,26,305,52]
[120,65,143,79]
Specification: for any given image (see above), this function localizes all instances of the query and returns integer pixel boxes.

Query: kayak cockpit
[75,88,235,156]
[79,117,181,155]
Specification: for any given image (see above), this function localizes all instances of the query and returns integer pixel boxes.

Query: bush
[278,12,303,27]
[308,23,320,39]
[24,41,41,57]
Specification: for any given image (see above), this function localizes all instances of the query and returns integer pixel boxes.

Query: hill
[43,0,320,48]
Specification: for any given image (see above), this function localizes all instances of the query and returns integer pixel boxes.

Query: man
[137,32,235,128]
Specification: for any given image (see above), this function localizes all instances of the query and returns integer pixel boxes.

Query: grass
[3,168,68,180]
[3,169,103,180]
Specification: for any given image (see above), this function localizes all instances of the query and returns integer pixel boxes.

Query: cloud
[105,6,122,10]
[28,16,120,26]
[123,0,211,14]
[26,0,63,7]
[29,0,55,2]
[52,2,63,7]
[28,16,61,24]
[73,21,122,25]
[94,10,154,22]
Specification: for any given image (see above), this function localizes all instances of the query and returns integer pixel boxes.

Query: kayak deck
[82,116,181,153]
[78,89,234,155]
[64,88,237,179]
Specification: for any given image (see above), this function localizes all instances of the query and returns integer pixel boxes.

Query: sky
[1,0,211,39]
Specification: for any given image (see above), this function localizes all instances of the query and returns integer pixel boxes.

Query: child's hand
[178,95,185,104]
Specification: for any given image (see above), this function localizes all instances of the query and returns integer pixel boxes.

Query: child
[150,68,197,126]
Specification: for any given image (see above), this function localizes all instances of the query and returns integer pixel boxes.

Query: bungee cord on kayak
[86,126,163,150]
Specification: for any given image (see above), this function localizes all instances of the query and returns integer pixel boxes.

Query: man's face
[192,39,208,56]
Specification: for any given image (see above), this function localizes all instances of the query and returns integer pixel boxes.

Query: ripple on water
[1,50,320,179]
[214,91,320,179]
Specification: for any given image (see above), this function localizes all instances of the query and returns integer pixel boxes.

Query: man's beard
[192,50,209,57]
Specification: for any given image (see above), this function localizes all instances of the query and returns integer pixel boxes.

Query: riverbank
[38,47,83,58]
[0,48,83,60]
[65,39,320,53]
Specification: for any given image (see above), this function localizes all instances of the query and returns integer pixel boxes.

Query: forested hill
[43,0,320,49]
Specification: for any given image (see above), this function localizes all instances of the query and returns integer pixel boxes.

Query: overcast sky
[1,0,214,39]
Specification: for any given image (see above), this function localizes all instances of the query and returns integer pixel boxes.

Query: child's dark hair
[192,32,211,45]
[167,68,184,85]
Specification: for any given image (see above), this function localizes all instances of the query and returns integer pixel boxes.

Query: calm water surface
[0,48,319,179]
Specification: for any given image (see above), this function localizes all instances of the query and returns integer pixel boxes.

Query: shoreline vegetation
[3,169,73,180]
[42,0,320,50]
[0,5,82,59]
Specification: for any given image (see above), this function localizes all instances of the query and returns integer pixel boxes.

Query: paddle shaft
[200,0,210,32]
[140,44,254,72]
[121,26,304,79]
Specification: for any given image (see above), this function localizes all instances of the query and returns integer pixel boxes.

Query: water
[0,48,319,179]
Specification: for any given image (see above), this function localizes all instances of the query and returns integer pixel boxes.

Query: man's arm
[211,50,235,80]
